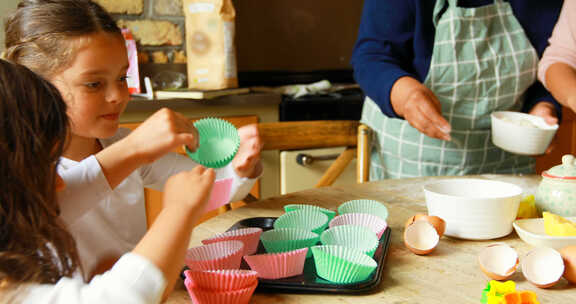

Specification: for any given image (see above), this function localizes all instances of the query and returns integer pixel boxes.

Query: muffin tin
[227,216,391,293]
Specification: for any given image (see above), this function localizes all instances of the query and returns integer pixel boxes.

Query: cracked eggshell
[403,220,439,255]
[405,214,446,237]
[559,245,576,284]
[478,243,518,280]
[522,247,565,288]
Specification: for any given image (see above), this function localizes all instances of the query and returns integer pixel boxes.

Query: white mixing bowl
[491,111,558,156]
[423,178,523,240]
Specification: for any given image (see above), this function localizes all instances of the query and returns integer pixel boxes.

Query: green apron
[361,0,537,179]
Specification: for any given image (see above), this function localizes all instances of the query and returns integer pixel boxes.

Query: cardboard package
[183,0,238,90]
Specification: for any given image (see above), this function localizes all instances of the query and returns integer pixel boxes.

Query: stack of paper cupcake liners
[184,199,389,303]
[184,269,258,304]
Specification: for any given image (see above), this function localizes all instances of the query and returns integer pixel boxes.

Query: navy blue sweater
[351,0,563,119]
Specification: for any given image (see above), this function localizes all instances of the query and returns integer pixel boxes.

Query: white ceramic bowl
[513,217,576,249]
[423,179,523,240]
[491,111,558,156]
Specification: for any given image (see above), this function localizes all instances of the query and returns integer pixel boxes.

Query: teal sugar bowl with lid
[536,154,576,216]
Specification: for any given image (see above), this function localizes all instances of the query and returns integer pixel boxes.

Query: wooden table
[166,174,576,303]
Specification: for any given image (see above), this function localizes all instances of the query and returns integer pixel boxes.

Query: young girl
[4,0,262,281]
[0,58,214,303]
[538,0,576,113]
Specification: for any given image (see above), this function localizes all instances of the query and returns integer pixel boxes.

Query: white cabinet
[280,147,357,195]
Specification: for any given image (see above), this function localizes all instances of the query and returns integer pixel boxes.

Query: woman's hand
[391,77,452,141]
[529,101,558,125]
[126,108,199,164]
[529,101,559,154]
[232,124,263,178]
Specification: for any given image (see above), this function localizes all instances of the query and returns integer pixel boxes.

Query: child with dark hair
[4,0,262,283]
[0,58,215,303]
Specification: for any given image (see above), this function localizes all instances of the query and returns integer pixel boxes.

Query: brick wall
[95,0,187,64]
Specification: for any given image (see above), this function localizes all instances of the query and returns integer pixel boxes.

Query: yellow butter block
[516,195,539,219]
[542,212,576,236]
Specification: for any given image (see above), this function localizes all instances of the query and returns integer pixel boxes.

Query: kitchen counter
[166,174,576,303]
[121,92,281,124]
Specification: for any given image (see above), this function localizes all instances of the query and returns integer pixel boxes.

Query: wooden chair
[257,120,371,188]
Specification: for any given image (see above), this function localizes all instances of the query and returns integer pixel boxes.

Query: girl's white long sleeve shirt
[18,253,165,304]
[56,128,257,279]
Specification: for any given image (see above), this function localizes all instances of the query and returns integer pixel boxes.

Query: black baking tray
[226,216,391,294]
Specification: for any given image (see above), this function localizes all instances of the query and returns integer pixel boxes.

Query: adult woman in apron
[352,0,563,179]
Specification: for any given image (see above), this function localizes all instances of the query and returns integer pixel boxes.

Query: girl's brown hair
[4,0,122,78]
[0,59,79,286]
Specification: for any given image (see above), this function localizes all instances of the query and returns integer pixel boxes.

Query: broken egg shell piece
[404,214,446,237]
[522,247,565,289]
[478,243,518,281]
[403,220,440,255]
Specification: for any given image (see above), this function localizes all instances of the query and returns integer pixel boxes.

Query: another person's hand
[529,101,559,154]
[232,124,263,178]
[391,77,452,141]
[163,166,215,218]
[125,108,199,164]
[529,101,558,125]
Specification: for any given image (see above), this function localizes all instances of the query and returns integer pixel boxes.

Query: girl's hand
[529,101,559,154]
[163,166,215,213]
[232,124,263,178]
[126,108,199,164]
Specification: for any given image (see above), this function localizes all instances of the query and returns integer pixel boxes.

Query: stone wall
[95,0,186,64]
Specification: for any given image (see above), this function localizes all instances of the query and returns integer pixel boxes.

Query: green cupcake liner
[338,199,389,221]
[283,204,337,221]
[260,228,319,258]
[273,209,329,234]
[186,117,240,168]
[311,245,377,284]
[320,225,379,257]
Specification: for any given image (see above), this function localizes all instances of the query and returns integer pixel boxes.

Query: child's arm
[544,63,576,111]
[18,166,214,304]
[95,108,199,189]
[132,166,214,300]
[538,1,576,112]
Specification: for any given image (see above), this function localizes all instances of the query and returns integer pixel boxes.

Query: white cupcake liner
[329,213,388,239]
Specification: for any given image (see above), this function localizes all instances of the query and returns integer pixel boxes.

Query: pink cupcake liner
[184,269,258,291]
[329,213,387,239]
[201,228,263,256]
[185,240,244,271]
[185,279,258,304]
[243,248,308,279]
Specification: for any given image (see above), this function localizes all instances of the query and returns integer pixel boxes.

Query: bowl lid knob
[544,154,576,178]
